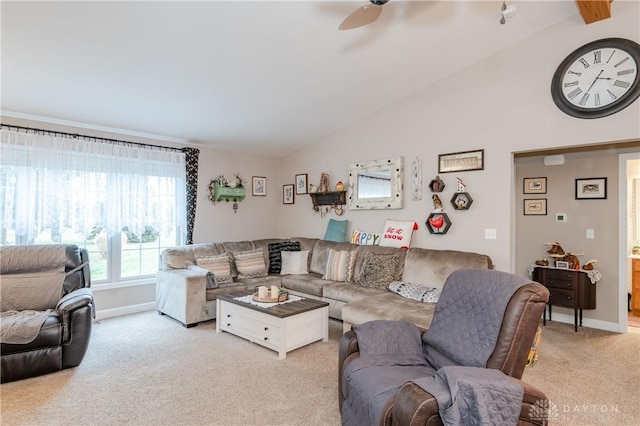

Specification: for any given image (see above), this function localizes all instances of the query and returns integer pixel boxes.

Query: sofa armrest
[156,268,210,326]
[390,379,548,426]
[56,287,94,342]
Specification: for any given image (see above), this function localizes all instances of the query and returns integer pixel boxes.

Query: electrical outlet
[556,213,567,223]
[586,229,595,239]
[485,229,497,240]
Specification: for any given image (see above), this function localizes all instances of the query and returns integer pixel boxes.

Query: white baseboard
[545,312,624,333]
[95,302,156,321]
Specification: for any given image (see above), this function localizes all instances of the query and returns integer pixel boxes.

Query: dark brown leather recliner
[1,244,94,383]
[339,269,550,425]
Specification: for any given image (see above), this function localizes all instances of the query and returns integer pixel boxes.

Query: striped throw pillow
[323,249,357,282]
[233,249,267,279]
[195,253,233,284]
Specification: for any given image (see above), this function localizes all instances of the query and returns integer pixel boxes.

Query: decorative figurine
[319,173,330,193]
[582,259,599,270]
[335,181,344,191]
[432,194,444,212]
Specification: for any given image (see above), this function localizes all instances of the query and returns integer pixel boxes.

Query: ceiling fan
[339,0,390,30]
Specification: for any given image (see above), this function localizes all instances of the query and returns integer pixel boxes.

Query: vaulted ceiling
[1,1,614,158]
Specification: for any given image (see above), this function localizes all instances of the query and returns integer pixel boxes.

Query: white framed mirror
[348,156,403,210]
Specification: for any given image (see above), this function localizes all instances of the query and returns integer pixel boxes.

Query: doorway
[621,152,640,330]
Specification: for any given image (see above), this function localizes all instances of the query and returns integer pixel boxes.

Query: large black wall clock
[551,38,640,119]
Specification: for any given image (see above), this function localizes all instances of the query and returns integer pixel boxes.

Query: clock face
[551,38,640,119]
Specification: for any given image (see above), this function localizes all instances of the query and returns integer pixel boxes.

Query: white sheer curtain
[1,129,186,243]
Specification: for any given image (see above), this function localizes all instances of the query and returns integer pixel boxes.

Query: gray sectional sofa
[156,237,493,330]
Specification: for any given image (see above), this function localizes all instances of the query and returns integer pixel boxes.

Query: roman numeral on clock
[579,58,590,68]
[617,69,634,76]
[607,89,617,100]
[579,93,590,106]
[564,81,579,87]
[593,51,601,64]
[613,80,631,89]
[567,88,583,100]
[614,57,630,68]
[568,70,582,76]
[594,93,601,106]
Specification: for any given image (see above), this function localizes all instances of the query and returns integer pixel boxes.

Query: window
[1,128,186,284]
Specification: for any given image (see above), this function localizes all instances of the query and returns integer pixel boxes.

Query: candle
[258,286,268,298]
[271,285,280,300]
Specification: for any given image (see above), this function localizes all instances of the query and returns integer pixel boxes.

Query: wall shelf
[309,191,346,211]
[212,181,246,203]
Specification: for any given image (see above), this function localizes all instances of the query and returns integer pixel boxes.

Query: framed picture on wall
[252,176,267,196]
[523,177,547,194]
[283,184,294,204]
[575,177,607,200]
[523,199,547,215]
[295,173,308,194]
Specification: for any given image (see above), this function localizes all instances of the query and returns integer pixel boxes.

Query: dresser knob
[567,283,572,287]
[264,337,268,341]
[226,323,231,327]
[227,314,231,318]
[264,327,269,331]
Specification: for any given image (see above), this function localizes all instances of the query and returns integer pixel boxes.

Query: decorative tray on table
[252,291,289,303]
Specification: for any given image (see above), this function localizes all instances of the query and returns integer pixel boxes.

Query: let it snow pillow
[379,220,417,249]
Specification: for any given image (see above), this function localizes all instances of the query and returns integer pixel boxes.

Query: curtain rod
[1,123,184,153]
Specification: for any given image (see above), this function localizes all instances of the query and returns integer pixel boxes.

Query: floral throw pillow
[388,281,442,303]
[323,249,357,282]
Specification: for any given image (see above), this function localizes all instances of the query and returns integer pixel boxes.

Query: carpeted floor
[1,312,639,425]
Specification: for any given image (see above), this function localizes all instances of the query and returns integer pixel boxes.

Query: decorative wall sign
[523,177,547,194]
[524,199,547,215]
[295,174,308,194]
[252,176,267,196]
[575,177,607,199]
[438,149,484,173]
[426,213,451,234]
[283,184,294,204]
[412,156,423,201]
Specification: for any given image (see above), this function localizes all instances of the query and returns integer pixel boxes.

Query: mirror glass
[348,157,403,210]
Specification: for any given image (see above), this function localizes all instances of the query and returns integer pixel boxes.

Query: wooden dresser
[532,267,596,332]
[632,258,640,316]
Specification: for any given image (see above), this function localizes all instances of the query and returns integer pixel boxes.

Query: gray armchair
[339,269,549,425]
[1,244,94,383]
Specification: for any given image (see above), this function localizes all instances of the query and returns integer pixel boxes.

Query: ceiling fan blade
[339,4,383,30]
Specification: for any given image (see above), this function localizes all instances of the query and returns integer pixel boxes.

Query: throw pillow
[195,254,233,284]
[323,219,349,242]
[323,249,357,282]
[379,220,418,249]
[280,250,309,275]
[355,253,400,290]
[267,241,301,273]
[350,228,381,246]
[232,249,267,279]
[388,281,442,303]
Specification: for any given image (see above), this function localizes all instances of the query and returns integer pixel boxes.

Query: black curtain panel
[182,147,200,245]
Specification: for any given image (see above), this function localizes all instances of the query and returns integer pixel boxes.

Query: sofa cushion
[310,240,355,275]
[195,253,233,284]
[223,241,255,277]
[267,241,301,273]
[402,248,492,289]
[281,273,328,297]
[323,219,349,242]
[388,281,442,303]
[280,250,309,275]
[321,281,385,303]
[342,292,437,330]
[355,253,401,290]
[231,249,267,279]
[323,249,357,282]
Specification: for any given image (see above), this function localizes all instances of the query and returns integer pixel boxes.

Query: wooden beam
[575,0,612,24]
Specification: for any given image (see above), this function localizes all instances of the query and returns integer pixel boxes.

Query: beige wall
[277,2,639,271]
[515,147,639,325]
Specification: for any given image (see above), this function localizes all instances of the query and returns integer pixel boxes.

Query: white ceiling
[1,1,584,158]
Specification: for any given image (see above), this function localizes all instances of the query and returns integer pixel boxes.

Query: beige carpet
[1,312,639,425]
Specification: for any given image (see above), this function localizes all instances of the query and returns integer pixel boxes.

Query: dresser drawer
[548,289,575,308]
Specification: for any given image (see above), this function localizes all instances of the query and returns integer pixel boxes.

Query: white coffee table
[216,292,329,359]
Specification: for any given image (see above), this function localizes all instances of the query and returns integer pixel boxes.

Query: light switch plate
[485,229,497,240]
[586,229,595,239]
